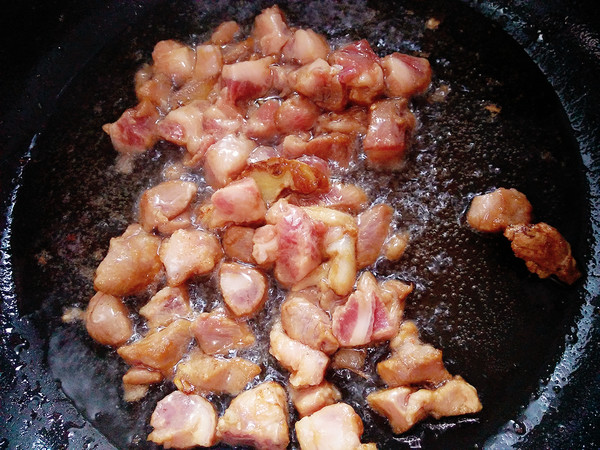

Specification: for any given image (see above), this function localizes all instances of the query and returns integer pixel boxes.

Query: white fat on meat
[322,226,357,296]
[466,187,533,233]
[203,134,256,188]
[210,20,240,45]
[289,382,342,417]
[139,286,192,329]
[210,177,267,227]
[193,44,223,80]
[102,100,159,155]
[217,381,290,450]
[192,311,255,355]
[139,180,197,234]
[252,5,291,56]
[85,292,133,347]
[219,262,268,317]
[221,57,274,102]
[157,101,214,157]
[275,94,321,133]
[381,52,432,98]
[244,99,281,142]
[222,226,256,264]
[148,390,217,448]
[282,28,330,65]
[288,58,347,111]
[159,229,222,286]
[269,322,329,388]
[356,203,394,269]
[151,40,195,86]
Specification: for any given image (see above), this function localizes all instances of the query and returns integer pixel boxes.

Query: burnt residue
[1,0,599,449]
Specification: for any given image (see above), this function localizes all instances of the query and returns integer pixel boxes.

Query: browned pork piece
[139,286,192,329]
[217,381,290,449]
[174,348,260,395]
[377,321,451,387]
[151,40,195,86]
[85,292,133,347]
[504,222,581,284]
[219,262,268,317]
[222,226,256,264]
[148,390,217,448]
[289,382,342,417]
[356,203,394,268]
[269,322,329,388]
[288,58,347,112]
[367,376,482,434]
[295,402,375,450]
[94,224,162,297]
[331,348,367,377]
[209,177,267,227]
[157,100,214,157]
[191,311,255,355]
[467,187,533,233]
[139,180,197,234]
[159,228,222,286]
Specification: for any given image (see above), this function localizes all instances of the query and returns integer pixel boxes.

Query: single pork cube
[322,226,357,296]
[151,40,195,86]
[217,381,289,449]
[123,366,163,385]
[289,58,347,111]
[102,100,159,154]
[94,224,162,297]
[252,224,279,266]
[331,348,367,377]
[275,94,321,133]
[466,187,533,233]
[222,226,256,264]
[204,134,256,188]
[193,44,223,80]
[139,286,192,329]
[157,101,214,158]
[244,99,281,142]
[210,20,240,45]
[295,402,366,450]
[269,322,329,388]
[428,376,483,419]
[139,180,197,234]
[282,28,330,65]
[148,390,217,448]
[221,57,273,102]
[159,229,222,286]
[356,204,394,268]
[192,311,255,355]
[210,177,267,227]
[201,96,244,141]
[252,5,292,56]
[135,66,172,112]
[289,382,342,417]
[287,183,368,214]
[504,222,581,284]
[174,349,260,395]
[281,132,354,167]
[314,106,368,136]
[381,52,432,98]
[85,292,133,347]
[219,262,268,317]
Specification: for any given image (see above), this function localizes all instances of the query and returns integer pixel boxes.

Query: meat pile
[86,5,484,449]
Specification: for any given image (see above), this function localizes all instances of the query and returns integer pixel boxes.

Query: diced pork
[252,224,279,265]
[362,98,416,164]
[201,96,244,140]
[383,231,409,261]
[139,286,192,329]
[222,226,256,264]
[244,99,281,142]
[159,229,222,286]
[281,132,354,167]
[275,94,321,133]
[504,222,581,284]
[381,52,432,98]
[314,107,368,136]
[210,20,240,45]
[252,5,291,56]
[210,177,267,227]
[295,403,366,450]
[467,187,533,233]
[192,311,255,355]
[157,100,214,157]
[123,367,163,385]
[102,100,159,154]
[94,224,162,296]
[139,180,197,234]
[204,134,256,188]
[356,204,394,268]
[331,348,367,377]
[118,319,192,375]
[193,44,223,80]
[148,390,217,448]
[281,291,339,354]
[152,40,195,86]
[282,28,330,65]
[219,262,268,317]
[289,382,342,417]
[174,349,260,395]
[269,322,329,387]
[217,381,289,450]
[287,183,368,214]
[248,145,281,163]
[135,67,172,112]
[289,58,347,111]
[85,292,133,347]
[221,57,273,102]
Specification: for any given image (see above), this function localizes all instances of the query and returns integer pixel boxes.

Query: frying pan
[1,0,599,448]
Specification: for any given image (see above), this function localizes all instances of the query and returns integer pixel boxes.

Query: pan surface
[1,0,599,448]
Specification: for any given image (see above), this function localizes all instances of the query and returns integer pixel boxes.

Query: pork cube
[102,100,159,155]
[381,52,432,98]
[219,262,268,317]
[282,28,330,65]
[210,177,267,227]
[252,5,292,56]
[356,204,394,268]
[204,134,256,188]
[221,57,273,102]
[85,292,133,347]
[139,180,197,234]
[289,58,347,111]
[192,311,255,355]
[139,286,192,329]
[289,382,342,417]
[222,226,256,264]
[152,40,195,86]
[466,187,533,233]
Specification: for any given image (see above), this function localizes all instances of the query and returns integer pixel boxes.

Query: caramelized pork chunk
[356,203,394,268]
[367,376,482,434]
[94,224,162,297]
[295,402,366,450]
[174,349,260,395]
[289,382,342,417]
[192,311,256,355]
[381,52,432,98]
[377,321,451,387]
[467,187,533,233]
[219,262,268,317]
[222,226,256,264]
[281,291,339,354]
[139,286,192,329]
[85,292,133,347]
[210,177,267,227]
[139,180,197,233]
[102,100,159,155]
[504,222,581,284]
[148,390,217,448]
[159,229,222,286]
[118,319,192,375]
[269,322,329,387]
[217,381,289,450]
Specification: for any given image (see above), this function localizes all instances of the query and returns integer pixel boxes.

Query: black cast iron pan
[1,0,599,448]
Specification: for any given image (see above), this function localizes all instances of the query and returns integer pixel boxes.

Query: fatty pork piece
[281,291,339,354]
[244,98,281,142]
[217,381,290,450]
[123,366,164,403]
[151,40,195,87]
[467,187,533,233]
[94,224,162,297]
[139,286,192,329]
[287,182,368,214]
[362,98,416,165]
[118,319,192,375]
[85,292,133,347]
[139,180,197,234]
[209,177,267,228]
[288,58,347,111]
[275,94,321,133]
[269,322,329,388]
[192,311,255,355]
[159,228,222,286]
[222,226,256,264]
[148,390,217,448]
[281,132,355,167]
[377,321,451,387]
[210,20,240,45]
[102,100,159,155]
[367,376,482,434]
[504,222,581,285]
[282,28,330,65]
[321,225,357,296]
[356,203,394,269]
[221,57,274,102]
[219,262,268,317]
[295,402,374,450]
[203,134,256,188]
[314,106,368,136]
[381,52,432,98]
[252,5,291,57]
[289,382,342,417]
[174,348,260,395]
[332,272,413,347]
